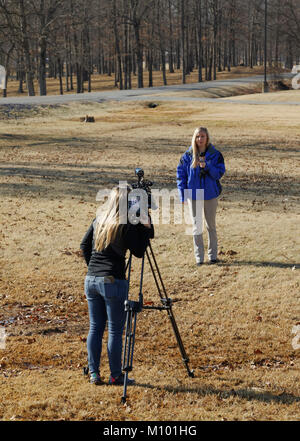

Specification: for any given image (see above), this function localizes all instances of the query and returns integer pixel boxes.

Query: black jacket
[80,219,154,279]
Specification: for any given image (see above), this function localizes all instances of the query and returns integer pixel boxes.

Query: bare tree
[180,0,186,83]
[129,0,155,88]
[1,0,299,95]
[0,0,36,95]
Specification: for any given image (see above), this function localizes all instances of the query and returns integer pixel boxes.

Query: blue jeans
[84,275,128,378]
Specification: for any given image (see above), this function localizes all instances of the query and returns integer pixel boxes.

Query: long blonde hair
[94,184,131,252]
[191,127,210,168]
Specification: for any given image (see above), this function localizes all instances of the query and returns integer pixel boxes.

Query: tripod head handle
[124,299,143,313]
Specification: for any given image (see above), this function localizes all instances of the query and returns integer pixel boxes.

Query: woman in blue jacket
[177,127,225,266]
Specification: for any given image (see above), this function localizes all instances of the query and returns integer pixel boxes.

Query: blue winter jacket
[177,144,225,202]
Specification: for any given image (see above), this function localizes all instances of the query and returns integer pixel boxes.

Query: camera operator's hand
[141,215,152,228]
[141,215,154,239]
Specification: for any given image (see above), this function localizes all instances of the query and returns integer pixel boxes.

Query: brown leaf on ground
[226,250,238,256]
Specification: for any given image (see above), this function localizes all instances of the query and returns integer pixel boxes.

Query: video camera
[130,168,154,209]
[198,152,207,177]
[131,168,153,207]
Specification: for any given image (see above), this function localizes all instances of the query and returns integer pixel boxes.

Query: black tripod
[121,241,194,404]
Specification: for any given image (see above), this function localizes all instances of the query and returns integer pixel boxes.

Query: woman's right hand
[141,215,152,228]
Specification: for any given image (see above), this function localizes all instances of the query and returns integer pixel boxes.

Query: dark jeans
[84,275,128,378]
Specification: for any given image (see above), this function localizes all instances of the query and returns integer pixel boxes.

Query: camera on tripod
[119,168,194,403]
[131,168,153,208]
[128,168,157,223]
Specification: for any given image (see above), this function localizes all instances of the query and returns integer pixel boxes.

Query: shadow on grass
[217,260,299,269]
[138,382,300,406]
[1,162,300,198]
[1,130,300,202]
[221,140,300,155]
[0,163,177,199]
[222,171,300,198]
[0,133,108,150]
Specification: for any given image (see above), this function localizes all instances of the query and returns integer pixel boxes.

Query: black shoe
[90,372,103,385]
[196,261,203,266]
[209,259,219,264]
[109,373,135,386]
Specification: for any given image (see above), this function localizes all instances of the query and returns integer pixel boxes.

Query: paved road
[0,73,297,106]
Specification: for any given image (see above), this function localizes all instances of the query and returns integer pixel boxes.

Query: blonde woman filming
[177,127,225,266]
[80,184,154,385]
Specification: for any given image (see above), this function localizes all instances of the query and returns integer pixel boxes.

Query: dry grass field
[0,88,299,422]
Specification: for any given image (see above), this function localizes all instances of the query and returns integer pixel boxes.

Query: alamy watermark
[96,182,204,236]
[0,65,6,90]
[291,325,300,350]
[0,326,7,349]
[291,65,300,90]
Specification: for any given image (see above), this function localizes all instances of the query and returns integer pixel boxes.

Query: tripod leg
[146,244,194,378]
[121,253,144,403]
[121,371,129,404]
[165,307,194,377]
[121,304,138,403]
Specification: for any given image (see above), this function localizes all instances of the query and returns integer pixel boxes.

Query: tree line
[0,0,299,96]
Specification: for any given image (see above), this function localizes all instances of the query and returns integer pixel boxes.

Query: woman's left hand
[141,216,152,228]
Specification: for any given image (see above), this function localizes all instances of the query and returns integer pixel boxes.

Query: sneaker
[90,372,102,385]
[208,259,219,264]
[196,262,203,266]
[109,373,135,386]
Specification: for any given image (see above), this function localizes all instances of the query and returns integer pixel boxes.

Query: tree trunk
[168,0,174,73]
[2,43,15,97]
[218,7,222,71]
[19,0,35,96]
[39,36,47,95]
[57,57,63,95]
[181,0,186,83]
[213,0,217,80]
[205,0,209,80]
[38,0,47,96]
[70,63,74,90]
[157,0,167,85]
[133,22,143,88]
[113,0,123,89]
[196,0,203,82]
[147,7,155,87]
[148,50,153,87]
[123,0,131,89]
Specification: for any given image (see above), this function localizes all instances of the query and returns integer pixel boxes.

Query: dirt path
[0,73,295,106]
